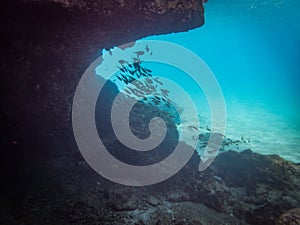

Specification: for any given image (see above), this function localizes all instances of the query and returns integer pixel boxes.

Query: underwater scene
[141,0,300,163]
[1,0,300,225]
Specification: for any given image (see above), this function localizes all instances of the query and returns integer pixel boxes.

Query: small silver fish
[145,45,150,52]
[153,77,163,85]
[119,59,127,64]
[135,51,145,56]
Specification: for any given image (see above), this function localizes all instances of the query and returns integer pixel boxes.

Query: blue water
[141,0,300,162]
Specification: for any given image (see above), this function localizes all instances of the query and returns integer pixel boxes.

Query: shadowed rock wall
[1,0,205,158]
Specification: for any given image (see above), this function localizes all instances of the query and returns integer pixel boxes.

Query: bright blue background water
[145,0,300,121]
[143,0,300,161]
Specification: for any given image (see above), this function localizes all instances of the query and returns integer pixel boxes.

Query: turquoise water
[141,0,300,162]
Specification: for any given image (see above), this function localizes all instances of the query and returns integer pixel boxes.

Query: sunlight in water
[143,0,300,162]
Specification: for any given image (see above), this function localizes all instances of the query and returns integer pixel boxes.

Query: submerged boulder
[276,208,300,225]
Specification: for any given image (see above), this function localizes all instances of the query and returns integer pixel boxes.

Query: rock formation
[1,1,299,225]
